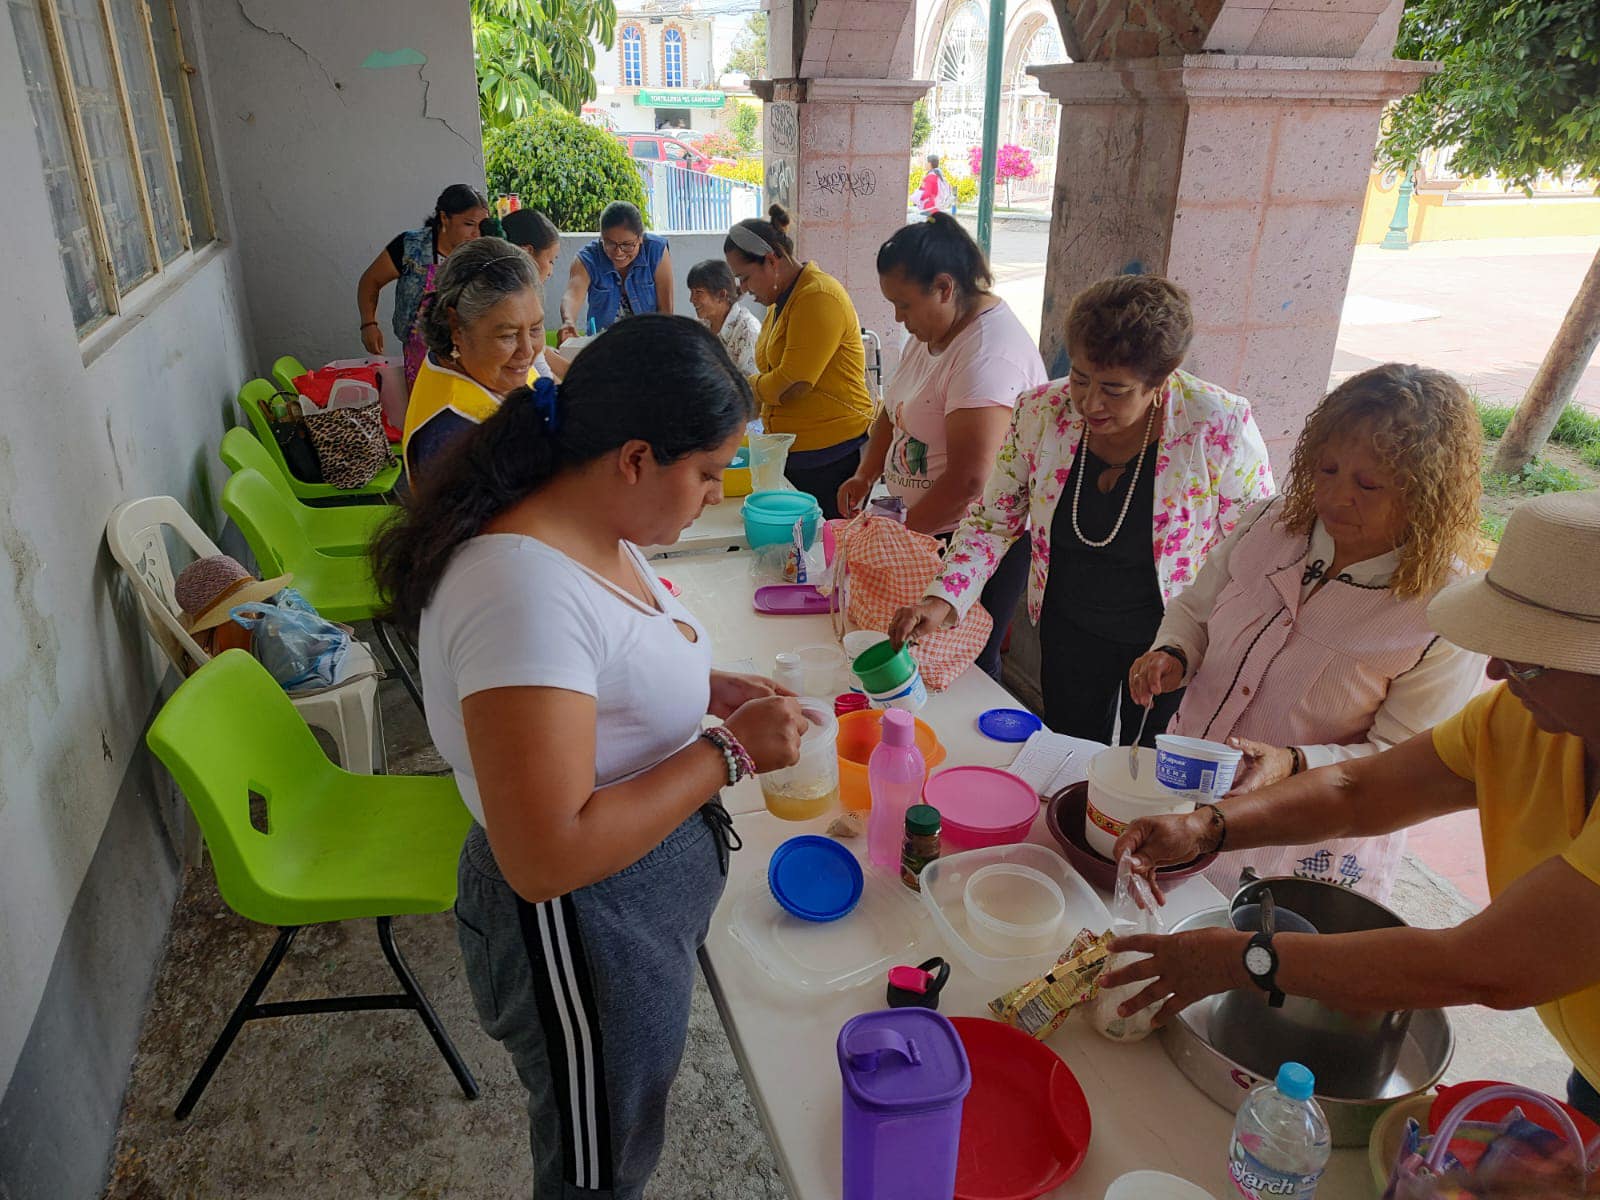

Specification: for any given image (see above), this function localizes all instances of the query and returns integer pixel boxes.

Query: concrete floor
[104,654,1571,1198]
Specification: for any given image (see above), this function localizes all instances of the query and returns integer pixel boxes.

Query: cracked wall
[197,0,484,368]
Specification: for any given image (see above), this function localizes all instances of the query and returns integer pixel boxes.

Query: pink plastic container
[838,1009,970,1200]
[921,766,1040,851]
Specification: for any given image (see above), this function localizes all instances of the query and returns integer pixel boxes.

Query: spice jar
[900,804,942,891]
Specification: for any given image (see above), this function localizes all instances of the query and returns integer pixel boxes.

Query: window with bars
[621,24,642,87]
[663,28,683,88]
[7,0,215,338]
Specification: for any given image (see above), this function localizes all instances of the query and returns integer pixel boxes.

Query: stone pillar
[1032,55,1434,467]
[756,76,932,355]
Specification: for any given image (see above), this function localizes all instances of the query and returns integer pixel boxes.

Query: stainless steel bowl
[1161,907,1454,1147]
[1215,876,1415,1098]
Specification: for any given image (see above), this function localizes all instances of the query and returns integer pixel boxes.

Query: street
[974,218,1600,412]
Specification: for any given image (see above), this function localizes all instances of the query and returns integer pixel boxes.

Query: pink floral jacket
[930,369,1275,624]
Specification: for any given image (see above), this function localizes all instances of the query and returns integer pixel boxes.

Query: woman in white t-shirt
[838,213,1047,678]
[373,315,806,1200]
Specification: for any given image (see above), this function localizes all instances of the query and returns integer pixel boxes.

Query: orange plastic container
[836,709,946,811]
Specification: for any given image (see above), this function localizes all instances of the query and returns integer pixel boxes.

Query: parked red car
[619,132,731,172]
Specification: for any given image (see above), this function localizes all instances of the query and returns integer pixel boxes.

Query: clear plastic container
[759,703,840,821]
[1227,1063,1332,1200]
[728,866,929,993]
[961,862,1066,957]
[919,844,1110,985]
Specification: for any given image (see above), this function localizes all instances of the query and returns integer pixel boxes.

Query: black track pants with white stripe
[455,814,727,1198]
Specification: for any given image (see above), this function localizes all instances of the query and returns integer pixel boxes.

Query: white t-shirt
[419,534,712,824]
[882,300,1046,532]
[716,304,761,377]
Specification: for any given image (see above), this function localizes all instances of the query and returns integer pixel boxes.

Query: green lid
[905,804,941,836]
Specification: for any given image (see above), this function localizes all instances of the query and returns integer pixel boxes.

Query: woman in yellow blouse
[724,206,875,517]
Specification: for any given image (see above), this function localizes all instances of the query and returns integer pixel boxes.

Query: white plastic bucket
[865,666,927,713]
[1084,746,1196,859]
[1154,734,1242,799]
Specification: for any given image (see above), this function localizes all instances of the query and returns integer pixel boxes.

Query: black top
[385,228,441,272]
[1041,440,1164,643]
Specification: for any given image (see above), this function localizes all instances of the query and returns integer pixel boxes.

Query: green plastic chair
[219,427,389,557]
[270,354,308,397]
[237,378,401,503]
[146,649,477,1118]
[222,466,424,710]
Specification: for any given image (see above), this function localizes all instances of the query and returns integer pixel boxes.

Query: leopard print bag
[303,400,396,489]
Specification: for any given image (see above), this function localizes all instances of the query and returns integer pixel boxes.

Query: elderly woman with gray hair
[402,237,545,484]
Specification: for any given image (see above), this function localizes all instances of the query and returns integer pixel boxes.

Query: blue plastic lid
[1276,1062,1315,1101]
[978,707,1044,743]
[768,836,863,923]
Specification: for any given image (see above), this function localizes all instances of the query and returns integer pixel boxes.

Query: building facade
[590,0,728,134]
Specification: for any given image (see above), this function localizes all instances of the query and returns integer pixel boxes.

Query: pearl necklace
[1070,400,1159,549]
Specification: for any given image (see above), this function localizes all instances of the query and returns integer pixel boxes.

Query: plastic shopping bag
[1089,854,1165,1042]
[228,597,352,693]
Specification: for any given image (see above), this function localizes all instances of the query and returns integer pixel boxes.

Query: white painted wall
[0,5,254,1095]
[192,0,485,372]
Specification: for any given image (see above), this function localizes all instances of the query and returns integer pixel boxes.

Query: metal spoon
[1261,887,1277,936]
[1129,703,1152,779]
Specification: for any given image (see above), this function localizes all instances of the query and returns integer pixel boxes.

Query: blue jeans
[1569,1068,1600,1124]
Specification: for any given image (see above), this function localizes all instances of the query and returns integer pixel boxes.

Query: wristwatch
[1243,932,1285,1008]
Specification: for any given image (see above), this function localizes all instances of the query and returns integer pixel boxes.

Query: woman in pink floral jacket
[891,275,1274,744]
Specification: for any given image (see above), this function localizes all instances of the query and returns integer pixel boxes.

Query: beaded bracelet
[701,727,755,787]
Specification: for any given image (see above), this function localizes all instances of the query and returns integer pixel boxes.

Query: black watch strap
[1244,931,1286,1009]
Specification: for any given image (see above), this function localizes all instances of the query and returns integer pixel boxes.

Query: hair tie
[532,376,562,435]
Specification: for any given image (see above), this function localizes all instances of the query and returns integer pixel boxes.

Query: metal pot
[1212,876,1415,1098]
[1161,907,1454,1147]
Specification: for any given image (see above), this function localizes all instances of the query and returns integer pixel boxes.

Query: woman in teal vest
[357,184,489,356]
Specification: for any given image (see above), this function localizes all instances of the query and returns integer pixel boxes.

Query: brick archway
[1052,0,1399,61]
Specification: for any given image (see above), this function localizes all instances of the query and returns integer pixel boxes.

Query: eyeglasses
[1502,661,1547,683]
[602,237,641,256]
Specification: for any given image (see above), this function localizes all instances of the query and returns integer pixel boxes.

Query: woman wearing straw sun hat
[1099,490,1600,1123]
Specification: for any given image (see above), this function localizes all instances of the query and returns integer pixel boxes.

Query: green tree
[473,0,617,127]
[912,97,932,152]
[730,102,760,154]
[485,108,648,230]
[1383,0,1600,474]
[724,12,768,78]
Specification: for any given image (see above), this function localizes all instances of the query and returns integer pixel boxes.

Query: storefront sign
[637,89,726,109]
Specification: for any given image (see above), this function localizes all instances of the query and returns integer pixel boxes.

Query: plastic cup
[1154,733,1243,799]
[851,640,917,694]
[793,645,848,697]
[841,630,889,660]
[759,704,840,821]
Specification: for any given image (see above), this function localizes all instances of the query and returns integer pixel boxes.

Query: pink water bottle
[868,710,925,869]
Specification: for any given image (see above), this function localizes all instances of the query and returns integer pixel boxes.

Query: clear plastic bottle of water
[1227,1062,1331,1199]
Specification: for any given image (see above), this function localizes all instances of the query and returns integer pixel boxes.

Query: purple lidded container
[837,1008,971,1199]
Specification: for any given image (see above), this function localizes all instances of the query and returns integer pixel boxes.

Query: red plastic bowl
[1044,782,1216,891]
[925,766,1040,851]
[1430,1080,1600,1143]
[950,1017,1090,1200]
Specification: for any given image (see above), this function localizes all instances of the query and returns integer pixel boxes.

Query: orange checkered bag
[828,514,991,692]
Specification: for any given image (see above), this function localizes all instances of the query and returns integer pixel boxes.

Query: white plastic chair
[106,497,385,776]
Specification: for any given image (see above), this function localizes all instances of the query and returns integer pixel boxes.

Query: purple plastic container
[837,1008,971,1200]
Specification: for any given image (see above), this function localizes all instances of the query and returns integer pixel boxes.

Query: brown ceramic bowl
[1044,782,1217,891]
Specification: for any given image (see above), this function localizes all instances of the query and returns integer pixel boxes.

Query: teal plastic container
[743,490,821,549]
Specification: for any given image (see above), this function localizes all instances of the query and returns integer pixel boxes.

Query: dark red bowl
[1044,782,1216,892]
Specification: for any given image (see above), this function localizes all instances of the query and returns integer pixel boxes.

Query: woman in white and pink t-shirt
[838,213,1046,678]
